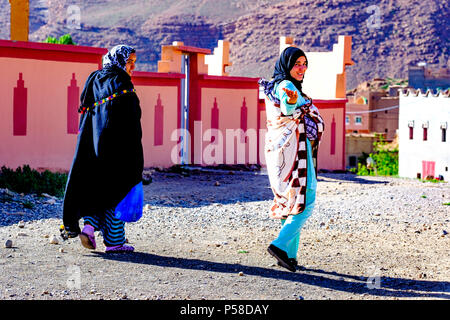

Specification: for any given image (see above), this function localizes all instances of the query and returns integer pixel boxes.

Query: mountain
[0,0,448,90]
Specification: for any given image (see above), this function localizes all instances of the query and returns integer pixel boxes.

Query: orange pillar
[335,36,354,99]
[9,0,29,41]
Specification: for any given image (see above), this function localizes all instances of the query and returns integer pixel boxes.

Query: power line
[346,105,399,114]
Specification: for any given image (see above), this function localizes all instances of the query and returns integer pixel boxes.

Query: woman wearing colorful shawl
[259,47,325,272]
[62,45,143,253]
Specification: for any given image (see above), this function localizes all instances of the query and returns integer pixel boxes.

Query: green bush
[44,34,77,45]
[356,135,398,176]
[0,165,68,198]
[356,162,371,175]
[370,150,398,176]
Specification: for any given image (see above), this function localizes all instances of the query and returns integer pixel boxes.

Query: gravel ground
[0,169,449,301]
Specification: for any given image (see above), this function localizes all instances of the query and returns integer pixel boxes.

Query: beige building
[345,133,378,169]
[408,65,450,93]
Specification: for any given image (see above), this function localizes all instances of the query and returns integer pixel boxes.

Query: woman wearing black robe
[62,45,143,253]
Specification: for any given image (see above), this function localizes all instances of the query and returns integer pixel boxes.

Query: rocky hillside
[0,0,448,89]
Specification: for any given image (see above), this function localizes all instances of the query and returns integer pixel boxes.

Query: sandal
[105,244,135,253]
[79,225,96,250]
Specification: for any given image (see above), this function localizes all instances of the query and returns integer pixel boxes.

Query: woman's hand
[282,88,298,105]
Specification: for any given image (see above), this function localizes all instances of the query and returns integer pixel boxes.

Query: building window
[345,116,349,125]
[422,121,429,141]
[355,116,362,125]
[408,121,415,140]
[440,122,448,142]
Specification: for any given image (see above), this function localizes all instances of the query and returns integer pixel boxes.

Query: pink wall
[0,40,184,171]
[199,85,259,165]
[131,71,183,168]
[196,76,259,166]
[0,40,106,172]
[315,103,346,171]
[258,99,267,166]
[0,40,345,172]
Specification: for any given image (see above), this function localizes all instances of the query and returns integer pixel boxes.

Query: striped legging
[83,210,126,246]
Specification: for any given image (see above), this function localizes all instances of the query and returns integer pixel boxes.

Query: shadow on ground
[317,172,391,185]
[93,251,450,299]
[143,171,392,210]
[0,172,396,227]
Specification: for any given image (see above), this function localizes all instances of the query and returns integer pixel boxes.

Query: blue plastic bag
[114,182,143,222]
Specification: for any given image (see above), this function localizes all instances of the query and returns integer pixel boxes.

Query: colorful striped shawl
[262,83,325,219]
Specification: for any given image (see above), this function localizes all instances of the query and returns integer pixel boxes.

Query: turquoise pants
[271,139,317,259]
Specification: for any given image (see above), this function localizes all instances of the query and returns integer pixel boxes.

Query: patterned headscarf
[102,45,136,71]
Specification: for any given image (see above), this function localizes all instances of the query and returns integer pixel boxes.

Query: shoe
[278,260,306,271]
[268,244,296,272]
[278,258,298,268]
[79,225,96,250]
[105,244,135,253]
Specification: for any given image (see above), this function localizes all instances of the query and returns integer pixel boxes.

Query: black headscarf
[259,46,309,102]
[272,46,308,93]
[62,56,143,236]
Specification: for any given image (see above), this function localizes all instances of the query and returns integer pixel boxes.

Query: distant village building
[346,79,402,140]
[345,133,378,169]
[408,65,450,93]
[398,89,449,181]
[345,78,405,169]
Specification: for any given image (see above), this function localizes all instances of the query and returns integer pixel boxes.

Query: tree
[44,34,77,45]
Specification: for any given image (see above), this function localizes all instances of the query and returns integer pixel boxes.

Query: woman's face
[125,53,137,76]
[290,56,307,81]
